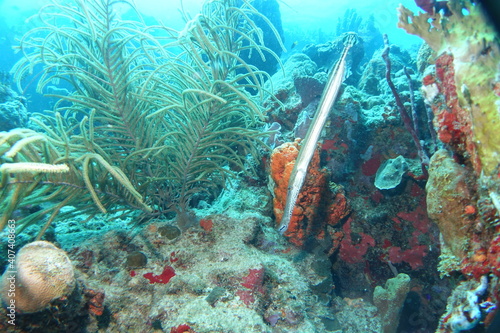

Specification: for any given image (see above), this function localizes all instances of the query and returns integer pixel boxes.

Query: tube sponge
[0,241,75,313]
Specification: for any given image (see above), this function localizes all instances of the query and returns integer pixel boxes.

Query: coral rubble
[1,183,336,332]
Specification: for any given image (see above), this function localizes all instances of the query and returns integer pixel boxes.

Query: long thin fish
[278,33,357,235]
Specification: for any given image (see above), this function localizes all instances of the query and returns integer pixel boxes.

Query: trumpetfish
[278,33,358,235]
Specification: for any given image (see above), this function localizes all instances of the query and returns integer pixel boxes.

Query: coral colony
[0,0,499,332]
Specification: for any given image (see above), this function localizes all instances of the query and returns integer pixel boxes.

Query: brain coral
[0,240,75,313]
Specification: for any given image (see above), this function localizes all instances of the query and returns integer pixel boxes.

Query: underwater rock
[264,53,321,133]
[0,241,75,313]
[158,225,182,240]
[426,149,472,259]
[0,83,28,131]
[373,273,411,333]
[374,155,409,190]
[302,32,364,81]
[126,251,148,268]
[358,46,413,95]
[333,297,383,332]
[66,214,333,332]
[416,42,435,74]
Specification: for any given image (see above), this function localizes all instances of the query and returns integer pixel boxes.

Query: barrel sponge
[0,241,75,313]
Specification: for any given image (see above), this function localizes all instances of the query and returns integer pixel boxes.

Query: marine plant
[0,0,283,236]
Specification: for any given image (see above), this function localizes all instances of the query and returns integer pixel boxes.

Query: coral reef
[398,1,500,330]
[262,10,444,328]
[398,0,500,175]
[0,83,28,131]
[302,32,364,77]
[333,297,382,332]
[2,0,499,331]
[402,0,500,255]
[0,183,337,332]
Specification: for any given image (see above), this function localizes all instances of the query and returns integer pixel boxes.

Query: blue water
[1,1,498,332]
